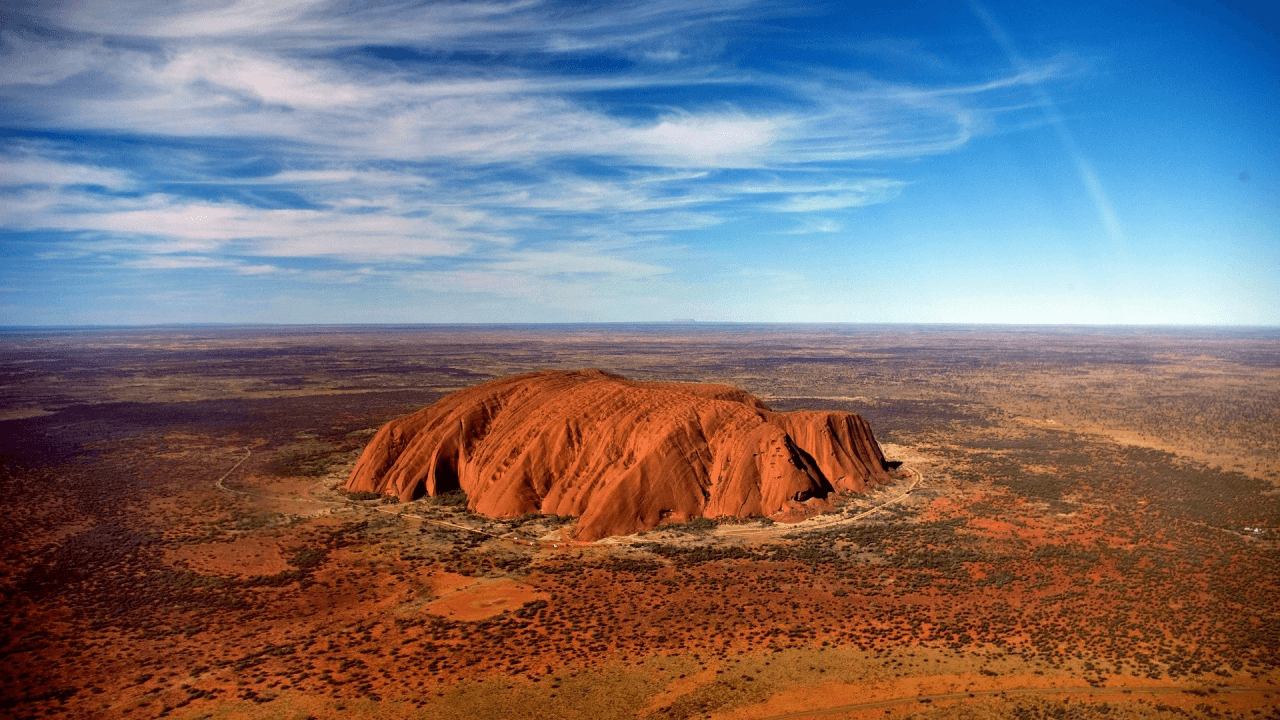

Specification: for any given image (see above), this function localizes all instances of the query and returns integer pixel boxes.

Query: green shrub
[666,516,717,534]
[271,447,339,477]
[289,547,327,570]
[342,490,383,501]
[432,489,469,507]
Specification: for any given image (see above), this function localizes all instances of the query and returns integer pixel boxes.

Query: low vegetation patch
[270,445,344,477]
[341,489,383,501]
[663,516,719,534]
[427,488,469,507]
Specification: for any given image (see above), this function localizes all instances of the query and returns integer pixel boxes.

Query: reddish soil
[424,573,550,622]
[164,536,291,577]
[2,326,1277,720]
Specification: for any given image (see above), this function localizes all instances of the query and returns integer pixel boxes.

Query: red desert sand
[346,369,893,540]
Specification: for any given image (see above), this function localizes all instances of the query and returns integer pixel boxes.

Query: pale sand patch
[640,661,723,716]
[165,536,290,577]
[878,442,935,467]
[424,573,549,622]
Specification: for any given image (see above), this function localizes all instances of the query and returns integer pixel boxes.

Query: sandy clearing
[640,661,725,716]
[424,574,549,622]
[164,536,290,577]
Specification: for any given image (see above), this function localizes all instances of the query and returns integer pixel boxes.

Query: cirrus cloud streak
[1,0,1076,319]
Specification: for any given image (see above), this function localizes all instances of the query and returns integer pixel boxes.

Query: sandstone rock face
[346,369,893,541]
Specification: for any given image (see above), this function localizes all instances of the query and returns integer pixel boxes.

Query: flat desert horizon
[5,0,1277,716]
[1,323,1277,720]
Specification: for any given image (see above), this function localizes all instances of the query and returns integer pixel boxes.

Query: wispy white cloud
[46,0,760,63]
[2,3,1064,168]
[1,0,1081,312]
[0,188,484,258]
[0,151,134,188]
[768,183,905,212]
[781,218,844,234]
[121,254,279,275]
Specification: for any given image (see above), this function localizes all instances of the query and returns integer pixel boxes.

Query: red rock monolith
[345,369,893,540]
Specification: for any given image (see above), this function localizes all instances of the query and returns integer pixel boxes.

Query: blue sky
[1,0,1276,325]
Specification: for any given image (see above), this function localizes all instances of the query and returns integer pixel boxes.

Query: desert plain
[1,323,1277,720]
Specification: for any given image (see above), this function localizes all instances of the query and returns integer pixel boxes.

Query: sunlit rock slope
[346,369,893,540]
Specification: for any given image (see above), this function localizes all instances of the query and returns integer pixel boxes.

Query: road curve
[845,465,922,522]
[214,445,252,495]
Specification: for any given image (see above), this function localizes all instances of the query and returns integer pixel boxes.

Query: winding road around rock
[839,466,923,523]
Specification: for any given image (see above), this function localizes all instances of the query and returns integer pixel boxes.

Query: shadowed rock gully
[346,369,893,540]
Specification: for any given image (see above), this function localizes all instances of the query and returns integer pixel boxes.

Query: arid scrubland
[1,325,1277,719]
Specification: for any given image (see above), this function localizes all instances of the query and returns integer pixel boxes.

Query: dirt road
[214,445,252,495]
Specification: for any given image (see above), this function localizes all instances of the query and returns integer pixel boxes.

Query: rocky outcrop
[346,369,893,540]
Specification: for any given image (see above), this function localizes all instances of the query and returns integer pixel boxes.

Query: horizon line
[3,321,1279,332]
